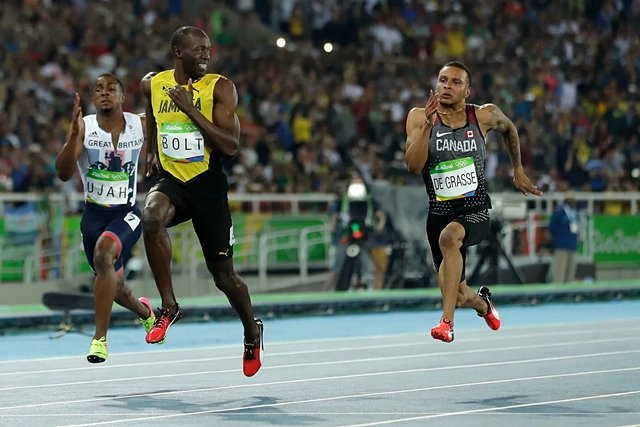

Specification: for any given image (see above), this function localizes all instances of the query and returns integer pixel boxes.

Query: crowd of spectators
[1,0,639,208]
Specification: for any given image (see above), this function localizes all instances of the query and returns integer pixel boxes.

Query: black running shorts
[148,175,235,262]
[426,209,490,281]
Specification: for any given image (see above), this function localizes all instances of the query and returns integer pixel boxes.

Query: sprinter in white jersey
[55,74,157,363]
[405,61,543,343]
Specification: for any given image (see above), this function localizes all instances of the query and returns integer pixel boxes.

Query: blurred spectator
[548,193,580,283]
[12,146,56,193]
[0,0,638,201]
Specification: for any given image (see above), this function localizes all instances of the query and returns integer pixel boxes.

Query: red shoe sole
[430,327,454,343]
[484,311,501,330]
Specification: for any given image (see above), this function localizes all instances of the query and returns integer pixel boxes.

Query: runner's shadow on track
[460,395,595,416]
[217,395,321,425]
[459,394,530,405]
[98,394,320,424]
[99,391,214,414]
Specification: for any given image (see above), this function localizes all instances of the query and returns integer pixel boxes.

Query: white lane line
[1,320,638,366]
[1,350,639,411]
[52,372,640,426]
[1,334,638,379]
[0,338,640,392]
[340,390,640,426]
[3,411,640,418]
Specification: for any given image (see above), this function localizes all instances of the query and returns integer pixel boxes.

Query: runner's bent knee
[438,228,462,251]
[211,265,243,292]
[93,236,119,271]
[142,195,172,234]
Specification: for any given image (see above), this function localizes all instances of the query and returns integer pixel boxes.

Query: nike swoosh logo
[436,131,453,137]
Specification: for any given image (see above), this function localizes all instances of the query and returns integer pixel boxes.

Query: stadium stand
[0,0,638,198]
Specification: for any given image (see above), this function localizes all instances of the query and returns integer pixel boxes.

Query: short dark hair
[442,61,472,86]
[94,73,124,91]
[170,26,206,55]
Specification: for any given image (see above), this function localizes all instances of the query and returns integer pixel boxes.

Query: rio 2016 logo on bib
[86,169,130,206]
[160,122,205,163]
[430,156,478,201]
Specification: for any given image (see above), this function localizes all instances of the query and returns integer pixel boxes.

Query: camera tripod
[469,220,525,285]
[335,242,365,291]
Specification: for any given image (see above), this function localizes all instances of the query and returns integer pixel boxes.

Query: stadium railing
[1,191,639,286]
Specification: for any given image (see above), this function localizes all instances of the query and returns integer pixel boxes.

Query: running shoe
[243,319,264,377]
[145,304,183,344]
[139,297,165,344]
[138,297,155,332]
[430,318,454,343]
[477,286,501,330]
[87,337,108,363]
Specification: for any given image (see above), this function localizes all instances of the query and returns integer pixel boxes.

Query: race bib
[160,122,205,162]
[430,156,478,201]
[86,169,130,206]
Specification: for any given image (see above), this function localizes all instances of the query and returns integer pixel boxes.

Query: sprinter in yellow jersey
[140,26,263,377]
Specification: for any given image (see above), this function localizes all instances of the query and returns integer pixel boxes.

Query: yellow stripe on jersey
[150,70,222,182]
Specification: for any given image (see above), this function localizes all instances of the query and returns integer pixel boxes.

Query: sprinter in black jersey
[405,61,542,343]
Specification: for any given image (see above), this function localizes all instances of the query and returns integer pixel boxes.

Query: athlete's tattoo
[490,108,509,134]
[488,105,521,168]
